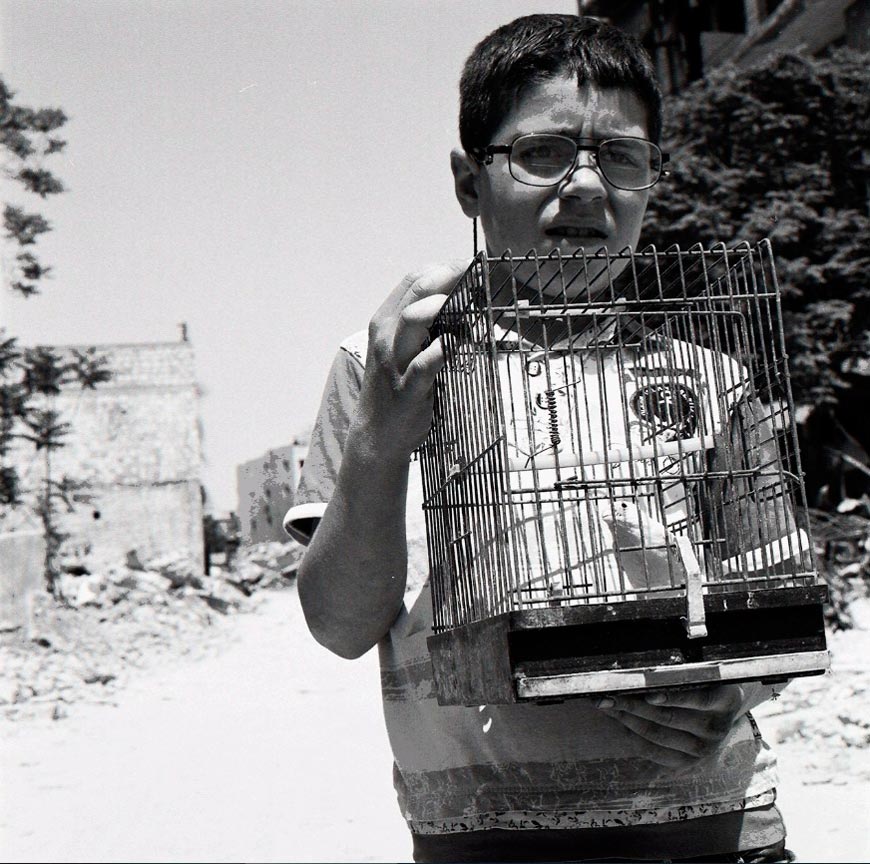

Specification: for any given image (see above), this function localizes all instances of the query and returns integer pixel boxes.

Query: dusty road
[1,586,868,862]
[0,588,409,862]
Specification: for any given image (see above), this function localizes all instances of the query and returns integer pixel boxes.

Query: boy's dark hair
[459,14,663,154]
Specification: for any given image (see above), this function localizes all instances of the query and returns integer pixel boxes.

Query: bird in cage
[420,242,828,704]
[499,309,807,604]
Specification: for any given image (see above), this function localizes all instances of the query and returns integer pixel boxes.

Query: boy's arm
[296,264,464,659]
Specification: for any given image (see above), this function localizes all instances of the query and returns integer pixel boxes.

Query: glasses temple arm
[470,144,512,165]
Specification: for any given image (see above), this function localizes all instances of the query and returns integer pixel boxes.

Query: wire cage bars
[418,241,830,705]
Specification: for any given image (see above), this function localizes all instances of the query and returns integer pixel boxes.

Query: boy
[286,15,791,863]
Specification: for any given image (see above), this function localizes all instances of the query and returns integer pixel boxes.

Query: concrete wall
[0,511,44,634]
[57,482,203,569]
[10,340,204,570]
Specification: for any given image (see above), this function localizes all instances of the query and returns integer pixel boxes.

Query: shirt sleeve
[283,346,364,545]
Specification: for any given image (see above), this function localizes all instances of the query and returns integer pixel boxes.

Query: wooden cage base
[427,586,830,706]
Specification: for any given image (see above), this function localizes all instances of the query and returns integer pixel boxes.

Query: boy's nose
[559,150,606,198]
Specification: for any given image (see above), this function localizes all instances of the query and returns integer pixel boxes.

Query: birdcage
[417,240,830,706]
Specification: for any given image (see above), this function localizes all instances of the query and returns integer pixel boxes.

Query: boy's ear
[450,147,481,219]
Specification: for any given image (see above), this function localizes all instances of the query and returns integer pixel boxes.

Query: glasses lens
[598,139,661,190]
[510,134,576,186]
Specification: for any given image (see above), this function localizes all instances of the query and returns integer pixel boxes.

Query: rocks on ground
[0,540,304,721]
[754,598,870,786]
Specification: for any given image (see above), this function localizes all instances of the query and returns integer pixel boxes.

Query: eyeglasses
[472,134,669,191]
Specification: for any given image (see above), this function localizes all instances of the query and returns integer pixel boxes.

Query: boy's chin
[546,237,612,255]
[489,254,629,305]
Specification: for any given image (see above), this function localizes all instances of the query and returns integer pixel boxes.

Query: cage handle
[674,534,707,639]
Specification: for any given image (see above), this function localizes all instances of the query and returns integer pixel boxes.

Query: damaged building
[12,337,205,572]
[237,441,307,545]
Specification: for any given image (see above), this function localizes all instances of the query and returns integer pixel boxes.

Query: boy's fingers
[387,261,467,314]
[598,685,746,744]
[371,261,467,373]
[404,262,467,309]
[611,713,706,765]
[398,293,450,331]
[644,685,744,715]
[394,294,449,370]
[379,270,424,314]
[403,338,445,396]
[600,697,729,742]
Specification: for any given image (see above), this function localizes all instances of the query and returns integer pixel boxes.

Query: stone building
[236,441,307,545]
[13,338,204,570]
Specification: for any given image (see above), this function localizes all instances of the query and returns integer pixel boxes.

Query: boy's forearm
[297,263,460,659]
[297,422,412,660]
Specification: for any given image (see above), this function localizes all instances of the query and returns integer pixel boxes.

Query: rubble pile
[756,598,870,784]
[808,506,870,630]
[750,508,870,782]
[0,540,304,720]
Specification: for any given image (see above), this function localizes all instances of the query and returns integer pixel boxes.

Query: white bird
[598,500,698,593]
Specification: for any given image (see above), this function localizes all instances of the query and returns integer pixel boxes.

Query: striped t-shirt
[285,330,788,856]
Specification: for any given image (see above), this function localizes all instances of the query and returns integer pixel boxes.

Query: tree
[643,49,870,502]
[0,343,111,593]
[1,76,67,297]
[1,77,112,594]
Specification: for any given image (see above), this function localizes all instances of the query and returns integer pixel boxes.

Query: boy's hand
[595,684,747,769]
[357,261,468,463]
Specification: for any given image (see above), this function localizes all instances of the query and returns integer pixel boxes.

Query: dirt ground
[1,585,868,863]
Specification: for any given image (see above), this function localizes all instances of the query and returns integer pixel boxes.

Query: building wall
[11,340,204,570]
[736,0,862,67]
[580,0,867,93]
[237,442,307,545]
[56,482,202,568]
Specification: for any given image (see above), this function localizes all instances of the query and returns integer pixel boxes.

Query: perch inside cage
[417,240,830,706]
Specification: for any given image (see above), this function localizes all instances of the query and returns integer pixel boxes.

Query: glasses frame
[472,134,670,191]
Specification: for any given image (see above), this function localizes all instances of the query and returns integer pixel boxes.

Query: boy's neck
[485,254,635,348]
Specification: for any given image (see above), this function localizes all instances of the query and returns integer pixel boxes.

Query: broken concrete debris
[0,540,305,718]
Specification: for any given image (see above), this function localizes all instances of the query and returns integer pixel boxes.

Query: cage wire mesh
[418,241,817,639]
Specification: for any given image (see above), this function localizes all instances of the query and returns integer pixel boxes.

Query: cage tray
[427,585,830,705]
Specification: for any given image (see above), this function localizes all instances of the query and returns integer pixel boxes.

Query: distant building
[9,338,204,570]
[236,441,308,544]
[580,0,869,94]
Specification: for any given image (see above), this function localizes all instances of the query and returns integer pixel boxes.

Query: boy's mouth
[545,225,608,241]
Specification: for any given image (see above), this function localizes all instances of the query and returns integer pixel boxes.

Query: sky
[1,0,578,513]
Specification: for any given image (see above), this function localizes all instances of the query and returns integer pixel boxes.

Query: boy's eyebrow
[524,125,639,139]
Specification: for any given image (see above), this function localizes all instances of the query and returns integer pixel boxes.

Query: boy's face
[453,75,652,297]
